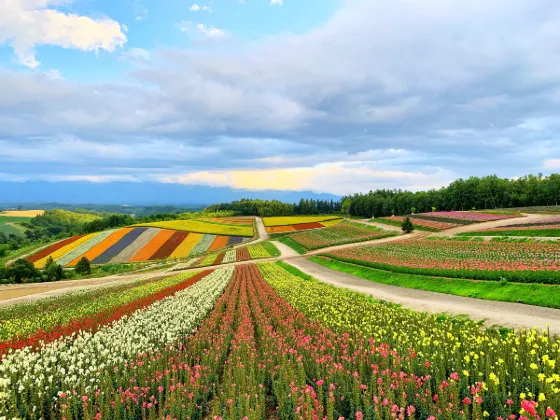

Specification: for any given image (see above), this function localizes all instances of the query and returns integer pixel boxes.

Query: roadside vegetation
[310,256,560,309]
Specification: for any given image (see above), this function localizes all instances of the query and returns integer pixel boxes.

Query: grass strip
[261,241,281,257]
[459,229,560,237]
[275,260,314,281]
[309,256,560,309]
[277,236,308,254]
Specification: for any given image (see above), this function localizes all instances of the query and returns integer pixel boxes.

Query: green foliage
[401,216,414,233]
[9,259,40,284]
[309,256,560,309]
[206,198,342,217]
[341,198,352,216]
[345,173,560,218]
[261,241,281,257]
[75,257,92,275]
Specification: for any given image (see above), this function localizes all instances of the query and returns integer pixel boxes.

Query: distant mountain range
[0,181,340,206]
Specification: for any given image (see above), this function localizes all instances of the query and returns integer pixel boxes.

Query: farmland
[1,262,559,419]
[412,211,520,225]
[0,213,37,237]
[26,226,250,268]
[278,222,397,253]
[325,237,560,283]
[374,216,459,232]
[173,242,280,269]
[134,218,254,237]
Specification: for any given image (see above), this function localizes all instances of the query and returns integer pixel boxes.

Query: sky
[1,0,560,198]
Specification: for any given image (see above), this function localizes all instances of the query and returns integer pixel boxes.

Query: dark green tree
[401,217,414,234]
[75,257,92,276]
[11,259,40,283]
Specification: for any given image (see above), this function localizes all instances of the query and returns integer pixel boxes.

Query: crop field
[325,238,560,283]
[375,216,460,231]
[413,211,520,225]
[461,216,560,237]
[264,215,343,233]
[0,209,45,217]
[26,227,249,268]
[1,262,558,419]
[176,242,280,269]
[280,223,396,252]
[0,214,34,237]
[135,218,254,237]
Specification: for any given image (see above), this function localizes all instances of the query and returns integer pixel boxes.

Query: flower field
[280,223,396,252]
[134,219,254,237]
[173,242,280,269]
[264,216,343,233]
[26,227,250,267]
[2,262,559,419]
[325,238,560,283]
[413,211,520,226]
[376,216,460,232]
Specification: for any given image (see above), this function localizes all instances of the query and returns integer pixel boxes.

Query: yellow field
[320,218,345,227]
[168,233,204,259]
[134,219,253,237]
[263,215,343,227]
[0,210,44,217]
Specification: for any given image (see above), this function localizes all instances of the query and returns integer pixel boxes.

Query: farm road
[286,258,560,335]
[431,213,552,236]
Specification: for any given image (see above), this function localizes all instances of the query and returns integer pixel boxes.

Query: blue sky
[1,0,560,198]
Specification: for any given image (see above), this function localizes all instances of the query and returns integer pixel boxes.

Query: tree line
[205,198,343,217]
[345,173,560,218]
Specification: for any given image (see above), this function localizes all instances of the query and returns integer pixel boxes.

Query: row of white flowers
[0,266,234,417]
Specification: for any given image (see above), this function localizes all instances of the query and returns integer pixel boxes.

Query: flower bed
[325,238,560,283]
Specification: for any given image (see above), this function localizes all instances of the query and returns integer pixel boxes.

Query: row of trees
[344,174,560,218]
[206,198,343,217]
[0,256,91,284]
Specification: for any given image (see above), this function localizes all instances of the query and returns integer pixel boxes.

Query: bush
[75,257,92,275]
[401,217,414,233]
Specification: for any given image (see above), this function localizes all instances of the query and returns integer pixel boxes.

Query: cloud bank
[1,0,560,194]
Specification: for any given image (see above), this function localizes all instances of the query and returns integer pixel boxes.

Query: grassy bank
[309,256,560,309]
[460,229,560,237]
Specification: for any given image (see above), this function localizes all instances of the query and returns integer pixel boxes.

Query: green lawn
[460,229,560,237]
[309,256,560,309]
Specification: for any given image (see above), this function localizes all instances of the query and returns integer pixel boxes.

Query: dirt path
[431,213,552,236]
[286,258,560,335]
[270,241,300,258]
[0,271,172,306]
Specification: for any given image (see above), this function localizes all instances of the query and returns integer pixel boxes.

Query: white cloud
[271,0,283,5]
[0,0,127,68]
[190,4,212,12]
[196,24,226,38]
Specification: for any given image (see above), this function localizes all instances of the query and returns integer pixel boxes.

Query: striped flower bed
[28,228,250,268]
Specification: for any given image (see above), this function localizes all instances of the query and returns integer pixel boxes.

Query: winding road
[2,215,560,335]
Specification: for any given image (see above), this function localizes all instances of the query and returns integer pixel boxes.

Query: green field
[310,256,560,309]
[460,229,560,237]
[0,215,32,237]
